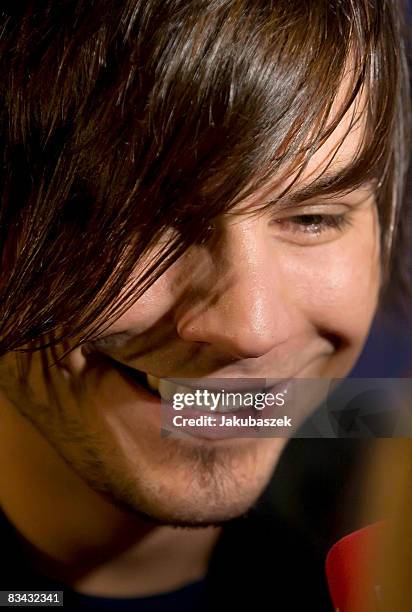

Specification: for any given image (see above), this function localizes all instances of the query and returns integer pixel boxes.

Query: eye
[272,212,352,242]
[284,213,348,233]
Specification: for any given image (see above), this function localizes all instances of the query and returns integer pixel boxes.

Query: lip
[103,353,294,404]
[92,350,296,392]
[163,377,276,393]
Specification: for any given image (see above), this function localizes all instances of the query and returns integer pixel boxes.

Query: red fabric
[325,522,385,611]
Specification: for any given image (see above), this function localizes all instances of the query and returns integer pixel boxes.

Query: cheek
[319,244,379,340]
[97,267,179,336]
[281,224,380,347]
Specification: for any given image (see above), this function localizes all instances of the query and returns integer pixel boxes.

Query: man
[0,1,410,609]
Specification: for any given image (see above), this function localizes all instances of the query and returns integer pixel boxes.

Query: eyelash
[274,213,352,236]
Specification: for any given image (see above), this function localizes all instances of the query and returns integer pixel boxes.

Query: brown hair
[0,0,410,356]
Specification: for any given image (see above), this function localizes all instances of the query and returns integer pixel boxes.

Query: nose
[174,215,300,360]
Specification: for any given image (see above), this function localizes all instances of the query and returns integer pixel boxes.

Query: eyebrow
[265,164,376,209]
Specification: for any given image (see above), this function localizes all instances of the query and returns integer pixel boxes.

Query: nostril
[320,331,344,352]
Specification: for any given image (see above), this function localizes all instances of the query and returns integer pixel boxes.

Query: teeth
[145,374,262,412]
[158,379,177,401]
[146,374,159,392]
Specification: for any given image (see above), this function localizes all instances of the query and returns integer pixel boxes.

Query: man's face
[0,92,381,526]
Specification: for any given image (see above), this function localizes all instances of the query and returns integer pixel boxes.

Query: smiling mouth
[95,353,278,411]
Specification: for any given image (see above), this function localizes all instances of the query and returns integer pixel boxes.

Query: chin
[81,435,286,527]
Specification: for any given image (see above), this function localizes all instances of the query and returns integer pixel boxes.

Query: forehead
[238,69,370,209]
[300,70,367,191]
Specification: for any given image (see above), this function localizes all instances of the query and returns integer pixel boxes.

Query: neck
[0,392,221,598]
